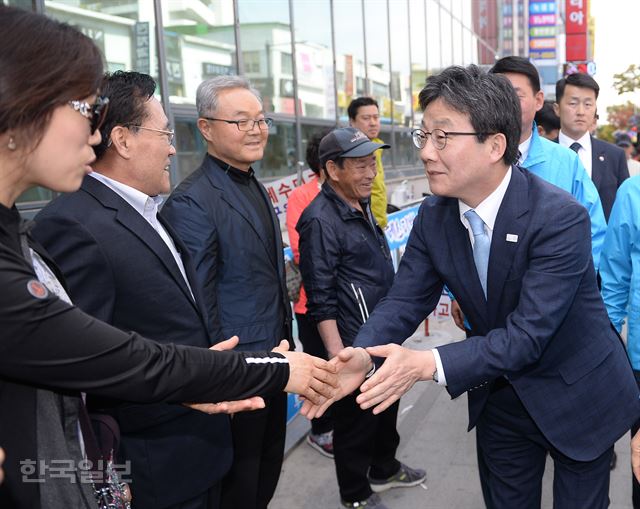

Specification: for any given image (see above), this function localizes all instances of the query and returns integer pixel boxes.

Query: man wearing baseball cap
[297,127,425,509]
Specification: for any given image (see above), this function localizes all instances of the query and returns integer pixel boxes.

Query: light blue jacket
[601,176,640,369]
[522,124,606,270]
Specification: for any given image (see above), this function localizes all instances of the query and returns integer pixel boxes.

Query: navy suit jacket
[355,166,640,462]
[161,154,291,351]
[590,136,629,221]
[33,176,232,508]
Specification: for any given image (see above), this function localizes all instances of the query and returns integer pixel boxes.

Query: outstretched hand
[632,429,640,482]
[300,346,372,420]
[356,344,435,414]
[185,335,266,415]
[274,340,339,405]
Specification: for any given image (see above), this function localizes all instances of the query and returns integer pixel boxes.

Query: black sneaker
[368,463,426,493]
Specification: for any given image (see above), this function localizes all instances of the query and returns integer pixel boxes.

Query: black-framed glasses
[68,96,109,134]
[411,128,495,150]
[126,125,175,145]
[202,117,273,132]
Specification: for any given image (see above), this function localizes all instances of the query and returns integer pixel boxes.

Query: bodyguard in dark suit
[319,66,640,509]
[161,76,291,509]
[33,72,234,509]
[555,72,629,220]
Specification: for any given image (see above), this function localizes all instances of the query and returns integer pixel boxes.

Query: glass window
[33,1,159,207]
[254,120,296,179]
[332,0,365,122]
[163,0,237,105]
[426,0,443,72]
[236,0,293,115]
[292,0,336,121]
[389,0,412,128]
[363,1,391,125]
[173,117,208,183]
[410,0,427,124]
[44,1,159,78]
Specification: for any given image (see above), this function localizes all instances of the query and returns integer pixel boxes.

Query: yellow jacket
[371,137,388,228]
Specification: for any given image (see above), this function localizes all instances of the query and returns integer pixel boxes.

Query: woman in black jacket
[0,7,337,509]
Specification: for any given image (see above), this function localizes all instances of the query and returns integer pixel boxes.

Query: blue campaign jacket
[601,176,640,369]
[523,124,606,270]
[297,182,395,346]
[355,166,640,462]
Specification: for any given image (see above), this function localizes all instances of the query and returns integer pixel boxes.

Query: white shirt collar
[518,133,532,165]
[89,172,163,225]
[558,130,591,153]
[458,167,512,234]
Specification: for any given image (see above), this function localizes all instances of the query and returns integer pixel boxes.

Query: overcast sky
[592,0,640,116]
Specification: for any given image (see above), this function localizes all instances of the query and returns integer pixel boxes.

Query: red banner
[565,0,587,60]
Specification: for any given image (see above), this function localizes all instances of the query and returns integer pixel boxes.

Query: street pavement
[271,318,634,509]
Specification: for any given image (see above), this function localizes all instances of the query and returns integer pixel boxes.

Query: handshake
[188,338,436,417]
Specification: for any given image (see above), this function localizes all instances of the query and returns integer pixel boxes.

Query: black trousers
[220,393,286,509]
[295,312,333,435]
[477,380,613,509]
[332,393,401,502]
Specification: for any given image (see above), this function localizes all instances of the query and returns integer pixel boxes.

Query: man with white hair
[162,76,291,509]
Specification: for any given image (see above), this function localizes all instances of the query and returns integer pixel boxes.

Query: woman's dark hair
[0,6,104,149]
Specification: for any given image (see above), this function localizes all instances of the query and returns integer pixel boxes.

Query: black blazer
[33,176,233,508]
[590,136,629,221]
[161,154,292,351]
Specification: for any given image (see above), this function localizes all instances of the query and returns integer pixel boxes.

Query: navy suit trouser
[477,380,613,509]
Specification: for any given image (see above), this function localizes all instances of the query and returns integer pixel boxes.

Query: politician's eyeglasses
[202,117,273,132]
[68,96,109,135]
[411,128,495,150]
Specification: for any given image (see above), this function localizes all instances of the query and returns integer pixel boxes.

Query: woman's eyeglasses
[68,96,109,135]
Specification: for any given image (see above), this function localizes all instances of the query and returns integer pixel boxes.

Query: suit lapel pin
[506,234,518,243]
[599,155,605,162]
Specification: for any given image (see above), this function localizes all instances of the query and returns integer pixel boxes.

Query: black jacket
[162,154,292,351]
[0,203,289,509]
[297,183,394,346]
[33,176,232,508]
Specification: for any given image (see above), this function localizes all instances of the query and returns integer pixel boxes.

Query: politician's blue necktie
[464,209,490,297]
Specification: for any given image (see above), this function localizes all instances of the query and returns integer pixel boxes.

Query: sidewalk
[272,319,633,509]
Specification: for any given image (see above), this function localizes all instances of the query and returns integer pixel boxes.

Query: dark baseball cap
[319,127,389,167]
[616,133,633,148]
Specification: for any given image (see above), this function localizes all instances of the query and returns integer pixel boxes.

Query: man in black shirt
[161,76,291,509]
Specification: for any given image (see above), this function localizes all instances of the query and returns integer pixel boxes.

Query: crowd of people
[4,5,640,509]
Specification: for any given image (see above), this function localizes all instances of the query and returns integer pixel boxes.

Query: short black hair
[419,65,521,166]
[347,96,379,121]
[556,73,600,102]
[94,71,157,160]
[490,56,541,93]
[535,100,560,132]
[305,127,333,174]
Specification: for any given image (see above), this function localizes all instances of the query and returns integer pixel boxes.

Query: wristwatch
[432,368,439,383]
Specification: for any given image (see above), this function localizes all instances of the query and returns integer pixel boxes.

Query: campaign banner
[565,0,588,61]
[263,169,317,226]
[385,204,420,251]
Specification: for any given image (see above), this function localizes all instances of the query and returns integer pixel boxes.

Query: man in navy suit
[554,72,628,220]
[33,72,239,509]
[161,76,291,509]
[309,65,640,509]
